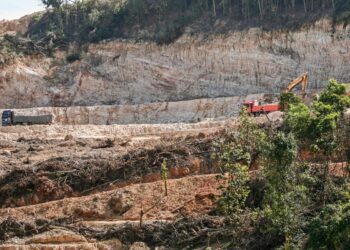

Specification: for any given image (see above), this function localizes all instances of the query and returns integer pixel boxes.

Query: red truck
[242,101,281,116]
[243,72,308,116]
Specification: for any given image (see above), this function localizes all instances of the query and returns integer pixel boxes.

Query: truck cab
[242,101,258,113]
[1,110,13,126]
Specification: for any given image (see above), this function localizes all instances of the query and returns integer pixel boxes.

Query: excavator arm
[285,72,308,94]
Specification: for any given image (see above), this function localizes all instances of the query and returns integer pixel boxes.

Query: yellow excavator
[284,72,308,95]
[243,72,309,115]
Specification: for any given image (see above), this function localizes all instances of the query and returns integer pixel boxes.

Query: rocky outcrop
[0,14,34,36]
[0,19,349,109]
[0,110,283,140]
[129,242,150,250]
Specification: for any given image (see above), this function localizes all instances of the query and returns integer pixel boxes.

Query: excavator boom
[285,72,308,94]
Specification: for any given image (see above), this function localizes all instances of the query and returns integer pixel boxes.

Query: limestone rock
[0,19,349,111]
[97,239,124,250]
[129,242,150,250]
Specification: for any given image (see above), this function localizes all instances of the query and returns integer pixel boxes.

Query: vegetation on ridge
[33,0,349,45]
[1,0,349,65]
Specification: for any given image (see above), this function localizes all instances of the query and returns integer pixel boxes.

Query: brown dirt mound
[0,137,217,208]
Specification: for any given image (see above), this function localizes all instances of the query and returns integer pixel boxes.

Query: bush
[66,53,81,63]
[307,203,350,249]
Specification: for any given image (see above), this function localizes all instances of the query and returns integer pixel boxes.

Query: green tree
[217,162,250,218]
[286,79,350,206]
[307,203,350,249]
[260,132,308,248]
[312,80,350,150]
[311,80,350,205]
[42,0,63,9]
[286,102,312,139]
[213,109,267,218]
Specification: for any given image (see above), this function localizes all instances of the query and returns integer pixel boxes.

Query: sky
[0,0,45,20]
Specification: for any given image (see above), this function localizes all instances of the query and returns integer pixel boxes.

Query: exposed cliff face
[0,14,33,36]
[0,18,349,109]
[0,96,247,125]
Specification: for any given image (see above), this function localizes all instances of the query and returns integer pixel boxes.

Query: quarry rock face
[0,15,32,36]
[129,242,150,250]
[0,96,245,125]
[0,19,349,109]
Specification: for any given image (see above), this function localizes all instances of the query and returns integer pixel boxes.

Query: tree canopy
[30,0,350,46]
[42,0,63,9]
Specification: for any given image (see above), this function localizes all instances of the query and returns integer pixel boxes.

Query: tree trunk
[212,0,216,17]
[257,0,263,19]
[222,0,226,15]
[291,0,295,8]
[322,160,330,207]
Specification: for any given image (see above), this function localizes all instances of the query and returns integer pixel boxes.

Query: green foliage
[280,92,302,107]
[217,163,249,217]
[314,79,350,115]
[154,19,187,45]
[276,79,350,247]
[286,79,350,156]
[32,13,43,22]
[42,0,63,9]
[28,0,349,47]
[210,78,350,248]
[213,109,266,218]
[30,0,126,44]
[66,53,81,63]
[263,132,297,189]
[335,0,350,26]
[213,108,267,167]
[307,203,350,249]
[311,80,350,156]
[260,132,308,248]
[286,103,312,139]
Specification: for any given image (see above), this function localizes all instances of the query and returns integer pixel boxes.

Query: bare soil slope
[0,122,233,249]
[1,19,349,109]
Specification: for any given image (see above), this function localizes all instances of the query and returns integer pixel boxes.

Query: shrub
[66,53,81,63]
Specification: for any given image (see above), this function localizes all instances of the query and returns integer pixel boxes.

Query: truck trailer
[1,110,53,126]
[242,101,281,116]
